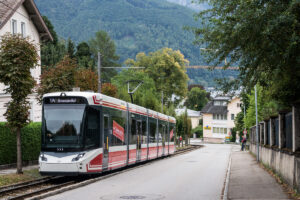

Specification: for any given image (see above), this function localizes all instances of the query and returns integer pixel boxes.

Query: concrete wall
[0,4,42,122]
[250,144,297,189]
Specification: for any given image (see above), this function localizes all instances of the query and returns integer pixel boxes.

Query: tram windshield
[43,104,86,149]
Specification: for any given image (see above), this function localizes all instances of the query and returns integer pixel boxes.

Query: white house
[0,0,52,121]
[201,96,241,143]
[175,108,202,129]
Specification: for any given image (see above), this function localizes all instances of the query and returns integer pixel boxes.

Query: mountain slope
[166,0,209,11]
[35,0,204,65]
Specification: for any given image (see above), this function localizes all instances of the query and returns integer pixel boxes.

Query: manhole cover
[100,194,165,200]
[120,196,146,199]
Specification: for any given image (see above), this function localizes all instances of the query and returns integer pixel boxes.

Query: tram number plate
[57,147,64,151]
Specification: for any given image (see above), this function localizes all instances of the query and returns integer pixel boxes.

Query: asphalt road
[46,144,232,200]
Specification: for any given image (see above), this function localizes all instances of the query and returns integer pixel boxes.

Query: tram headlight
[72,153,85,162]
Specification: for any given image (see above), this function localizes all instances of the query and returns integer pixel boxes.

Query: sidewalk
[0,165,38,175]
[228,147,290,200]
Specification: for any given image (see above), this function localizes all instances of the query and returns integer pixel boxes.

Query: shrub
[0,123,41,165]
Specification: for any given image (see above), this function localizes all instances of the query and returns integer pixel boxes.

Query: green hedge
[0,122,41,165]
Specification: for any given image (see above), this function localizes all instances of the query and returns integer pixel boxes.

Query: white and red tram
[39,92,176,175]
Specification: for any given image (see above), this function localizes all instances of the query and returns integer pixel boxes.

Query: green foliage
[0,34,38,129]
[126,48,189,106]
[41,16,66,70]
[191,125,203,138]
[35,0,203,65]
[89,31,119,81]
[38,55,77,101]
[0,123,41,165]
[192,0,300,106]
[244,86,279,129]
[176,110,192,138]
[67,38,75,58]
[75,42,94,69]
[185,87,208,111]
[112,69,161,111]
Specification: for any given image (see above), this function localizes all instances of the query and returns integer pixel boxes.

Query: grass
[0,168,42,187]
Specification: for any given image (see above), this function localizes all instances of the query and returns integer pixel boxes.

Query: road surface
[46,144,232,200]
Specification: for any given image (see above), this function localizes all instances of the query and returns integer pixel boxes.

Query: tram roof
[43,91,175,123]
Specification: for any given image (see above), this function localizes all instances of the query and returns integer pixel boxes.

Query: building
[0,0,52,121]
[175,108,202,129]
[201,96,241,143]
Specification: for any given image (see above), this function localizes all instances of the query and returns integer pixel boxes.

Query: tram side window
[158,122,163,143]
[111,109,126,146]
[169,123,175,142]
[149,119,157,143]
[85,107,100,149]
[130,119,137,144]
[142,120,147,144]
[165,124,170,144]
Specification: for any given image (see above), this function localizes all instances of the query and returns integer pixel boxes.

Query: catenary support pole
[161,91,164,113]
[255,85,259,162]
[97,52,101,93]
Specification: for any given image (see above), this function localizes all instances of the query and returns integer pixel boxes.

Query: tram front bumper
[39,162,79,176]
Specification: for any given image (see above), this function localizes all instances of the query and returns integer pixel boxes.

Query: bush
[192,125,203,138]
[0,123,41,165]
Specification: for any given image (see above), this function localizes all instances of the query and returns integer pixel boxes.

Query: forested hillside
[35,0,203,65]
[35,0,239,87]
[187,68,239,87]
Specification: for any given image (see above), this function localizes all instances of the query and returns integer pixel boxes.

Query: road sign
[243,129,247,134]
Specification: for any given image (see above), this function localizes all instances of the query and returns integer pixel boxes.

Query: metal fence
[250,111,294,151]
[285,112,293,149]
[275,118,279,147]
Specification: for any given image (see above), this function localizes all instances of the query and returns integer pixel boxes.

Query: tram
[39,92,176,175]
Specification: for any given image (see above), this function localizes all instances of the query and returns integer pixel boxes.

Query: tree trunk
[16,128,23,174]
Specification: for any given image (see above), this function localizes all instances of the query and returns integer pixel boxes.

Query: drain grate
[120,196,146,199]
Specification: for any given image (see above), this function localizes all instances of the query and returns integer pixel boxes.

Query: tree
[41,16,66,70]
[192,0,300,106]
[74,69,98,92]
[112,69,161,111]
[38,55,77,100]
[185,87,208,111]
[0,34,39,174]
[67,38,75,58]
[89,31,119,82]
[101,83,117,97]
[244,85,278,129]
[126,48,189,106]
[75,42,94,69]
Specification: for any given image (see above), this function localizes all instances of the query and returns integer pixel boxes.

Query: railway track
[0,145,201,200]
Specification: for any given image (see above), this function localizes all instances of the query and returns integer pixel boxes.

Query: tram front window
[43,104,85,149]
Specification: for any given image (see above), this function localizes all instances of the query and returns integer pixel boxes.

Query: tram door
[136,120,142,162]
[102,115,110,170]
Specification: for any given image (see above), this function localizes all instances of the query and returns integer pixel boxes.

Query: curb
[222,147,232,200]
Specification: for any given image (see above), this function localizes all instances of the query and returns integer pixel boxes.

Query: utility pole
[161,91,163,113]
[97,52,101,93]
[255,85,259,162]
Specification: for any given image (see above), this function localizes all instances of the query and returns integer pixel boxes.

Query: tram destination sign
[44,97,86,104]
